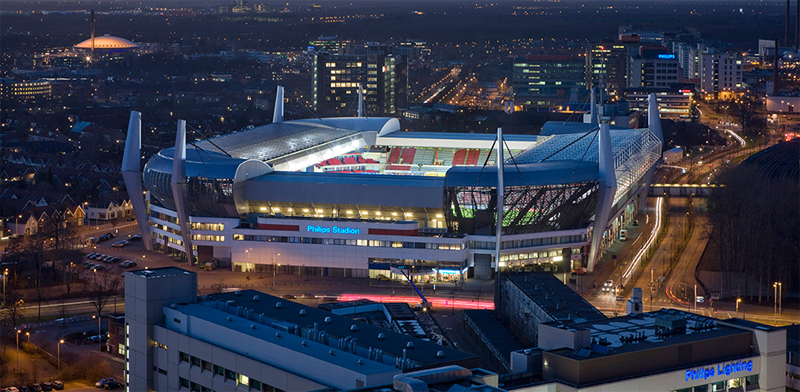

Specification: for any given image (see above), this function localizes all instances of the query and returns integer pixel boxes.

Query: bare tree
[60,249,84,297]
[88,277,113,325]
[2,286,25,332]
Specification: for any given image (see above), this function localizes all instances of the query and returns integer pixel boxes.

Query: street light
[58,339,64,371]
[773,282,782,324]
[2,268,7,305]
[93,314,102,352]
[26,331,30,342]
[16,329,21,370]
[272,253,281,292]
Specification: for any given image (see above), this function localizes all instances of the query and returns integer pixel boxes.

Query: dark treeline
[706,145,800,302]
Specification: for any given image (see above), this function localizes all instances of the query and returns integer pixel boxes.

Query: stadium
[122,88,663,283]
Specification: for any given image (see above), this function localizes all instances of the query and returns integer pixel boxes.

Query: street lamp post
[3,268,7,305]
[16,329,21,370]
[93,315,102,352]
[773,282,780,325]
[272,253,280,291]
[736,298,741,313]
[58,339,64,371]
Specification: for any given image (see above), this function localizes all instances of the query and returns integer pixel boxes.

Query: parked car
[103,381,122,390]
[86,253,98,259]
[95,378,115,388]
[120,261,137,268]
[129,234,142,241]
[91,265,105,272]
[88,254,102,260]
[280,294,296,299]
[376,276,391,281]
[52,381,64,390]
[5,387,20,392]
[300,293,316,299]
[109,257,122,263]
[111,240,128,248]
[29,385,41,392]
[40,382,54,391]
[603,280,614,292]
[83,262,95,269]
[18,386,30,392]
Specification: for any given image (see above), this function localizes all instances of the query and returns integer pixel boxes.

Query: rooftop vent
[301,341,307,347]
[377,333,385,340]
[299,309,307,316]
[357,359,365,366]
[253,295,260,302]
[324,317,332,324]
[227,317,232,322]
[250,324,257,330]
[169,303,177,309]
[329,350,336,356]
[275,332,282,338]
[275,302,283,309]
[436,351,444,357]
[406,342,414,349]
[350,324,359,332]
[234,290,242,296]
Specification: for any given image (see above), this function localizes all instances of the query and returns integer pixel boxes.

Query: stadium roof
[444,160,599,188]
[514,128,661,203]
[376,131,540,150]
[192,122,360,162]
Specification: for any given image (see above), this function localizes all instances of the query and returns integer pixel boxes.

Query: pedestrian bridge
[648,183,720,197]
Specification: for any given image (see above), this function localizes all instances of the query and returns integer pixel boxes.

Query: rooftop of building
[129,267,194,279]
[202,290,478,368]
[75,34,138,49]
[503,273,606,324]
[167,302,399,376]
[545,309,753,361]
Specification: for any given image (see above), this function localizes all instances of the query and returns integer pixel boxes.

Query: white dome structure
[75,34,138,52]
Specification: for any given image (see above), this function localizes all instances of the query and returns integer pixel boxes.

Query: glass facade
[186,177,237,217]
[444,182,599,235]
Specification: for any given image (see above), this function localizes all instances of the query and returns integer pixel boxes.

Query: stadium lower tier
[146,193,639,281]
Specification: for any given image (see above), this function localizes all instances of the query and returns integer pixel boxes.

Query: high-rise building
[628,47,684,89]
[512,55,586,109]
[700,53,743,96]
[312,52,408,116]
[585,39,634,102]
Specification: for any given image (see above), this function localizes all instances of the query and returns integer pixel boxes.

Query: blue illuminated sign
[685,360,753,382]
[658,54,676,59]
[307,225,360,235]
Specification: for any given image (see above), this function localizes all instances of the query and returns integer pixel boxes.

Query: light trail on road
[623,197,663,280]
[724,128,746,147]
[337,294,495,310]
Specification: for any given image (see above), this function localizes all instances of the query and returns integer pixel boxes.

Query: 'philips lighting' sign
[307,225,360,235]
[685,360,753,382]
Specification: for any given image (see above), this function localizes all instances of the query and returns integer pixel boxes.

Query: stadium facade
[123,89,663,282]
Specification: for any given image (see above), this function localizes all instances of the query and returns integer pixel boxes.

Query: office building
[585,40,633,102]
[512,55,586,109]
[0,79,52,101]
[123,267,477,392]
[628,47,684,89]
[312,52,408,116]
[700,53,743,96]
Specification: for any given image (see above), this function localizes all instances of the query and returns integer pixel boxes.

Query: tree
[728,96,766,138]
[60,249,84,297]
[88,276,113,321]
[2,286,25,332]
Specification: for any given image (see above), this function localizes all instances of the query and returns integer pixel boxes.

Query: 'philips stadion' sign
[685,360,753,382]
[307,225,360,235]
